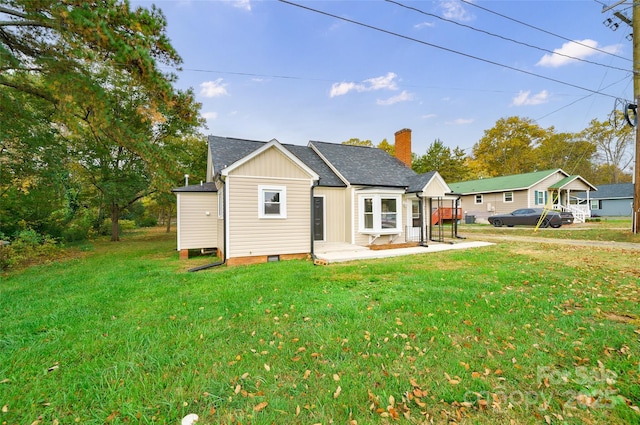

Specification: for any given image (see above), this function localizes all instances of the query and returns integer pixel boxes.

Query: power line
[460,0,632,63]
[387,0,632,74]
[278,0,626,100]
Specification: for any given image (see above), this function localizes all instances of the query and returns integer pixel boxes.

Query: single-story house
[576,183,634,216]
[173,129,456,266]
[449,169,597,223]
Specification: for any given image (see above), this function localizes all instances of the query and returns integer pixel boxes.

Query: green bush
[136,215,158,228]
[0,229,60,271]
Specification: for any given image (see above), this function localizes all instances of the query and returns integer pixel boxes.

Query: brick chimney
[394,128,412,168]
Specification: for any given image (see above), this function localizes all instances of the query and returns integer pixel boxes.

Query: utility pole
[634,0,640,233]
[604,1,640,233]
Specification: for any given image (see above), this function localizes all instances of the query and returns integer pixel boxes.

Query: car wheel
[540,218,550,228]
[492,219,503,227]
[551,223,562,228]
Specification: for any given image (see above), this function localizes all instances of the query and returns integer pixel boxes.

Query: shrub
[0,229,60,271]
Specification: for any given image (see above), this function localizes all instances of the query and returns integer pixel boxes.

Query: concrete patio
[313,240,494,264]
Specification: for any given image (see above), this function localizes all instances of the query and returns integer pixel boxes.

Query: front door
[313,196,324,241]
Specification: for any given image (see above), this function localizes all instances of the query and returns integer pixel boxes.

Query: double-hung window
[535,190,548,206]
[504,191,513,203]
[259,185,286,218]
[358,192,402,233]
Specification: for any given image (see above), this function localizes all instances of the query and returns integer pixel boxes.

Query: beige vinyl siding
[314,187,349,243]
[227,176,310,257]
[176,193,218,250]
[232,147,311,179]
[459,190,529,216]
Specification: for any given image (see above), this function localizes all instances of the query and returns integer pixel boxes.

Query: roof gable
[449,169,566,194]
[208,136,344,187]
[220,139,319,180]
[548,175,597,191]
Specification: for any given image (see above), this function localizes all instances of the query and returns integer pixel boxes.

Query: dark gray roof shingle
[577,183,633,199]
[309,141,416,187]
[208,136,345,187]
[172,182,218,193]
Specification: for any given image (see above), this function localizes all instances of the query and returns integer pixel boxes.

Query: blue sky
[133,0,634,155]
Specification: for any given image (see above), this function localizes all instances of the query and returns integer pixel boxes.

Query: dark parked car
[560,211,574,224]
[488,208,563,228]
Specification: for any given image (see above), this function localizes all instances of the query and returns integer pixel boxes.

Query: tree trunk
[111,202,120,242]
[165,205,173,233]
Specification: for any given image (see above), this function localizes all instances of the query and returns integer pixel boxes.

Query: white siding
[314,187,348,243]
[227,176,310,257]
[176,193,218,250]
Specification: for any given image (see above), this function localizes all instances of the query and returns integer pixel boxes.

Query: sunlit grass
[1,228,638,424]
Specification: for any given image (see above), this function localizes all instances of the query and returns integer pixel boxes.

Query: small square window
[504,192,513,203]
[474,194,483,204]
[259,185,286,218]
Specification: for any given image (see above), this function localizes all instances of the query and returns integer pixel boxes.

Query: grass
[1,227,639,424]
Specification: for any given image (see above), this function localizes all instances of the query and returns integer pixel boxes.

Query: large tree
[413,139,469,182]
[535,132,597,179]
[580,114,634,184]
[471,116,549,177]
[1,1,202,240]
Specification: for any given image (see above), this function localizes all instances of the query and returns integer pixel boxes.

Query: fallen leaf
[263,363,271,372]
[254,401,268,412]
[303,369,311,379]
[2,405,7,413]
[333,386,342,398]
[333,373,340,382]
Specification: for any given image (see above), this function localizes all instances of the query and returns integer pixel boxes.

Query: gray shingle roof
[309,141,415,187]
[172,182,218,193]
[208,136,345,187]
[406,171,438,193]
[577,183,633,199]
[205,136,442,191]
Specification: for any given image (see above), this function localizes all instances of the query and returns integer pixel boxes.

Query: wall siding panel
[227,176,310,257]
[314,187,348,242]
[177,193,218,250]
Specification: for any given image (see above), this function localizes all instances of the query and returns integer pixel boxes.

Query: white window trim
[504,191,514,203]
[474,194,483,204]
[358,193,402,234]
[258,185,287,219]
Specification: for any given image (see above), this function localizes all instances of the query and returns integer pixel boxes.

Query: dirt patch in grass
[602,312,638,324]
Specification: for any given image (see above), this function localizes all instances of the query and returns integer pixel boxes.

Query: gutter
[310,181,318,263]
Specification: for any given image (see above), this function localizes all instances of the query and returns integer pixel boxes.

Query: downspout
[417,192,428,247]
[310,181,318,262]
[188,180,227,272]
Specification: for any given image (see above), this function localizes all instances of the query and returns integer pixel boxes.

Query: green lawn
[1,228,639,424]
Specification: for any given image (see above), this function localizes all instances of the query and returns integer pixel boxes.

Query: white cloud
[440,0,474,22]
[330,82,360,97]
[231,0,251,11]
[377,90,414,106]
[415,21,435,29]
[201,112,218,120]
[512,90,549,106]
[329,72,399,98]
[446,118,474,125]
[200,79,228,98]
[537,39,623,67]
[421,113,437,119]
